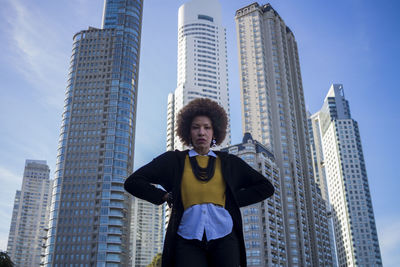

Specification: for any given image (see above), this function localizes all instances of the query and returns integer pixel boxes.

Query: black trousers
[175,231,240,267]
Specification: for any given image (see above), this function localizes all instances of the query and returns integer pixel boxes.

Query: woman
[124,98,274,267]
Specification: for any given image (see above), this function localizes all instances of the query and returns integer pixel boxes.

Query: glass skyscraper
[44,0,143,266]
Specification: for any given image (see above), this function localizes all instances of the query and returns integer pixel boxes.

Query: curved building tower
[166,0,231,151]
[44,0,143,266]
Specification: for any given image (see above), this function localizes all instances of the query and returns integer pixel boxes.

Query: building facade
[308,111,338,266]
[43,0,144,266]
[167,0,231,151]
[7,160,52,267]
[235,3,333,266]
[309,84,382,266]
[130,197,163,267]
[166,93,175,151]
[222,133,286,266]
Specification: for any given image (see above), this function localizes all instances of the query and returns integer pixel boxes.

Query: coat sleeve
[124,151,175,205]
[231,155,275,207]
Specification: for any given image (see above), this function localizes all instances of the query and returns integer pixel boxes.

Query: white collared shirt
[177,149,233,241]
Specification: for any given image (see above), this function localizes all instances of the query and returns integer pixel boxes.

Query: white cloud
[4,0,69,108]
[378,216,400,267]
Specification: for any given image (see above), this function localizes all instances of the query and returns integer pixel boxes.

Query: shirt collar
[188,149,217,158]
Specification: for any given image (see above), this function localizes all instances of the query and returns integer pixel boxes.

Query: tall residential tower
[235,3,333,266]
[166,0,231,151]
[7,160,52,267]
[44,0,143,266]
[130,197,163,267]
[221,133,286,266]
[309,84,382,266]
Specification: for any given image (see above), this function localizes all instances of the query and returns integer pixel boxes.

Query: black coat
[124,150,274,267]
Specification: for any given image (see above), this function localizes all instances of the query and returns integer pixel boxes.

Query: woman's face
[190,116,214,154]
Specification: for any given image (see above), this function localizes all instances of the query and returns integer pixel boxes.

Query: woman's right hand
[163,192,173,208]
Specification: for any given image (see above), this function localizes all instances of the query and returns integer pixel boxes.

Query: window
[198,14,213,22]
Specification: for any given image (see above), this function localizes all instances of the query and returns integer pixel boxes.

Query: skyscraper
[308,111,338,267]
[309,84,382,266]
[221,133,286,266]
[166,0,231,151]
[130,197,163,267]
[235,3,333,266]
[7,160,52,267]
[166,93,175,151]
[43,0,143,266]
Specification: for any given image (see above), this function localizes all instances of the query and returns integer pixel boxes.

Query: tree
[0,251,14,267]
[146,253,162,267]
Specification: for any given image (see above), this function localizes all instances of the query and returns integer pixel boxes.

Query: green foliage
[146,253,162,267]
[0,251,14,267]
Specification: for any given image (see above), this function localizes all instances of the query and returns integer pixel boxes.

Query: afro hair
[176,98,228,146]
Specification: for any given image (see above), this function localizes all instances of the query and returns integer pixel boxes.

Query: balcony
[106,253,121,262]
[109,218,123,226]
[107,235,122,244]
[109,209,124,218]
[112,177,125,184]
[110,185,124,192]
[108,228,122,235]
[110,193,124,200]
[107,245,122,253]
[109,201,124,208]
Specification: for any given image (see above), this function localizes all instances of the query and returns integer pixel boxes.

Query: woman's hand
[163,192,173,208]
[162,193,169,202]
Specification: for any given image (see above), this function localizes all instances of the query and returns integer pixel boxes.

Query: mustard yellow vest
[181,155,226,210]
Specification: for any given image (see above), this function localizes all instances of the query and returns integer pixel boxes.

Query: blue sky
[0,0,399,265]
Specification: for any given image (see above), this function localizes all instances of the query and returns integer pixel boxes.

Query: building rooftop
[221,133,275,160]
